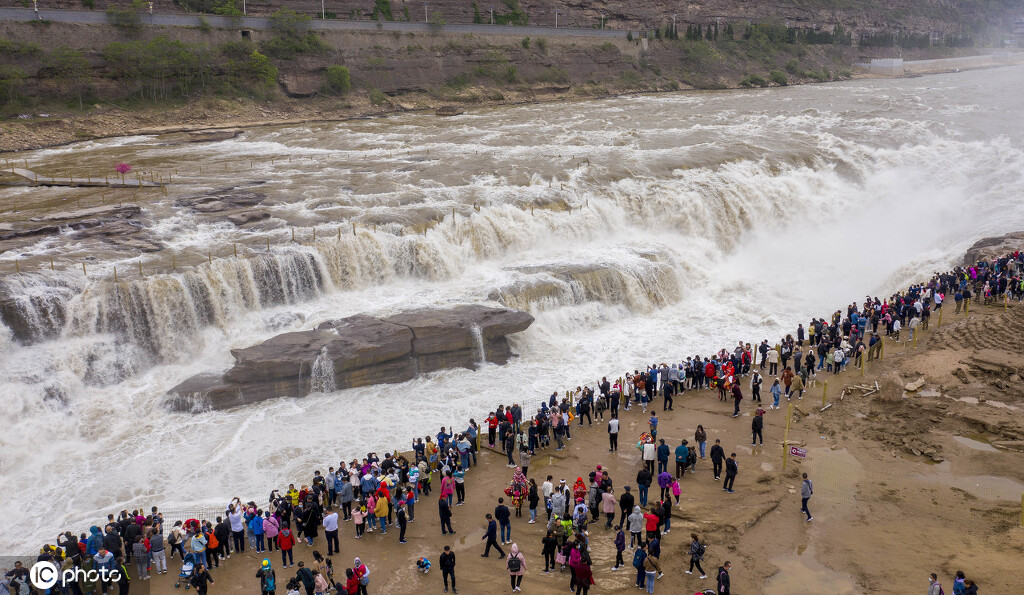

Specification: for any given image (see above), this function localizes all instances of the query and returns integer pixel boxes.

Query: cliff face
[3,0,1016,34]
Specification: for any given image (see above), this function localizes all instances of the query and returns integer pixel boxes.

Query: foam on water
[2,66,1024,551]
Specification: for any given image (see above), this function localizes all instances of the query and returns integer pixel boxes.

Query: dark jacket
[484,519,498,540]
[710,444,725,463]
[297,566,314,589]
[439,499,452,520]
[495,505,511,524]
[635,469,652,487]
[439,551,455,571]
[725,458,738,477]
[619,491,635,511]
[717,566,730,593]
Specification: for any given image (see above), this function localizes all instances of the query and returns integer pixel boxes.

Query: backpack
[696,542,706,558]
[937,585,945,595]
[507,556,521,573]
[632,549,646,569]
[263,569,275,592]
[206,531,219,549]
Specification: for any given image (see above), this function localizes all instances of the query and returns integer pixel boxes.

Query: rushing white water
[309,346,337,394]
[470,323,486,367]
[2,65,1024,552]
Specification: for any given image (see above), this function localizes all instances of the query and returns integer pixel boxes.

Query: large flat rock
[166,305,533,412]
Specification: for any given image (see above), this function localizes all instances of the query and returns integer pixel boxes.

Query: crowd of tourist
[4,251,1019,595]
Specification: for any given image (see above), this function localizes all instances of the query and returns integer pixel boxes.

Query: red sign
[789,446,807,458]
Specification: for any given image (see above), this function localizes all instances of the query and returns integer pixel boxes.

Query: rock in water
[166,305,534,411]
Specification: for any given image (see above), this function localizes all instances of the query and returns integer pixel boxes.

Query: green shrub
[177,0,242,16]
[369,88,388,105]
[739,74,768,87]
[0,65,27,104]
[198,16,211,32]
[502,65,517,83]
[81,0,95,9]
[372,0,394,21]
[598,42,616,51]
[626,31,633,42]
[769,70,787,85]
[521,37,530,49]
[536,38,547,54]
[784,58,799,74]
[0,39,42,57]
[324,65,351,94]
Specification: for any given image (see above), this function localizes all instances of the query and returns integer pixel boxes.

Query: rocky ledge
[166,304,534,412]
[962,231,1024,266]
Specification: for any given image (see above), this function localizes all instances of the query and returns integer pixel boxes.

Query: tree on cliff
[0,66,26,105]
[44,47,90,110]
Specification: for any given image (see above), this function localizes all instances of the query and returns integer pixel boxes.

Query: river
[2,65,1023,552]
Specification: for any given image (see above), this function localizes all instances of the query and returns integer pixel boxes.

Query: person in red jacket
[643,508,661,543]
[277,527,296,568]
[342,568,360,594]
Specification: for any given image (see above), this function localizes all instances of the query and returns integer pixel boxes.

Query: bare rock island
[167,305,534,411]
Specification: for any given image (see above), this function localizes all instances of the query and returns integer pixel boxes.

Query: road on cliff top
[0,7,627,38]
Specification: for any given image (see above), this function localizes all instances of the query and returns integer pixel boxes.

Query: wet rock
[188,129,243,142]
[962,231,1024,266]
[226,211,271,226]
[0,204,141,241]
[904,377,926,392]
[167,305,534,412]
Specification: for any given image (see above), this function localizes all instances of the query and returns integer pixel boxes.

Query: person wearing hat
[257,559,276,595]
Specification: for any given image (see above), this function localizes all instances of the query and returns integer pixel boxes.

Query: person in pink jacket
[440,472,455,508]
[601,487,617,529]
[262,512,280,552]
[352,506,367,539]
[506,543,526,592]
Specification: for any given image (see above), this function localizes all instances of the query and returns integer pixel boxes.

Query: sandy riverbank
[118,287,1024,595]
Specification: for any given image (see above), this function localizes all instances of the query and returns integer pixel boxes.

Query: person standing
[723,453,738,493]
[439,495,455,535]
[685,533,706,579]
[277,525,295,568]
[710,440,725,481]
[608,416,619,452]
[397,501,409,544]
[751,370,762,404]
[440,546,457,594]
[495,498,512,544]
[656,439,670,475]
[612,525,626,570]
[801,473,813,521]
[636,467,652,507]
[642,549,662,594]
[674,440,688,478]
[506,543,526,592]
[323,509,339,556]
[481,514,505,558]
[695,426,707,460]
[717,561,731,595]
[751,410,764,446]
[731,382,743,417]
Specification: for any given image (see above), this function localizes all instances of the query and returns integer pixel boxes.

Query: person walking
[710,439,725,481]
[439,545,457,594]
[716,561,731,594]
[770,379,782,409]
[751,410,764,446]
[323,509,339,556]
[685,533,707,579]
[731,382,743,417]
[928,573,944,595]
[506,543,526,592]
[723,453,738,493]
[481,514,505,558]
[801,473,813,521]
[608,416,619,451]
[189,564,214,595]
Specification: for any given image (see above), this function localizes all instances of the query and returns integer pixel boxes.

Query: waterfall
[309,347,337,393]
[470,323,487,368]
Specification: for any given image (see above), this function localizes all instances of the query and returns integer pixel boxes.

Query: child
[285,577,301,595]
[352,506,367,539]
[416,557,431,574]
[671,479,681,505]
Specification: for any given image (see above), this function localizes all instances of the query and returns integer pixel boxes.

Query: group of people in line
[8,251,1018,595]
